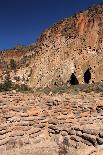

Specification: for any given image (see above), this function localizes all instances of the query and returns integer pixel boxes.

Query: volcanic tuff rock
[0,4,103,87]
[0,91,102,155]
[0,3,103,155]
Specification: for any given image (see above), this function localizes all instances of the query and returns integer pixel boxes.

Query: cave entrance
[84,68,91,84]
[69,73,79,85]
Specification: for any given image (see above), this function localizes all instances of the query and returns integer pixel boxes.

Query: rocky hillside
[0,3,103,88]
[0,3,103,155]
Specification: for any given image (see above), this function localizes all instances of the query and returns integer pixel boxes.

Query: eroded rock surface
[0,4,103,88]
[0,91,102,155]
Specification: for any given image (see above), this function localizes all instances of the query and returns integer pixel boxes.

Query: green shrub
[36,82,103,95]
[0,75,12,91]
[51,85,68,94]
[14,76,20,81]
[14,84,32,92]
[36,84,68,94]
[10,59,16,70]
[0,83,3,91]
[36,87,51,94]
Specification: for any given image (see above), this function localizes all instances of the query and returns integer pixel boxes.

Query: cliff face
[0,3,103,88]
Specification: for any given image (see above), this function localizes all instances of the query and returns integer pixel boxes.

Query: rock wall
[0,4,103,88]
[28,4,103,88]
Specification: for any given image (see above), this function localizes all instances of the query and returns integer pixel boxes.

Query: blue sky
[0,0,103,50]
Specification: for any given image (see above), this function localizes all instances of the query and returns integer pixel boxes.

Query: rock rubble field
[0,91,102,155]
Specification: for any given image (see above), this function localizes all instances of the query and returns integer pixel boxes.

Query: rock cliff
[0,3,103,88]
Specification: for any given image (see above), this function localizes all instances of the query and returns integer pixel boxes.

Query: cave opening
[84,68,91,84]
[69,73,79,85]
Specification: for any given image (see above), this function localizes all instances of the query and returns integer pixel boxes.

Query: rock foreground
[0,91,102,155]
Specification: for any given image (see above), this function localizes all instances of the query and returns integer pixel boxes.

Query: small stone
[70,135,81,142]
[28,128,41,135]
[20,113,29,117]
[76,131,83,137]
[68,129,76,135]
[9,131,24,137]
[82,133,97,146]
[99,132,103,138]
[96,137,103,145]
[22,116,35,121]
[48,125,57,131]
[61,131,68,136]
[82,129,99,135]
[48,119,58,125]
[0,130,7,135]
[48,129,55,134]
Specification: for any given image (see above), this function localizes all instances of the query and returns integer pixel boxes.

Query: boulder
[82,133,97,146]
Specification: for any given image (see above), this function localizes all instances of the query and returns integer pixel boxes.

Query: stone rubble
[0,91,102,154]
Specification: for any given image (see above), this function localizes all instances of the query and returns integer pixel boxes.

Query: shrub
[0,83,3,91]
[10,59,16,70]
[14,76,20,81]
[14,84,32,92]
[0,75,12,91]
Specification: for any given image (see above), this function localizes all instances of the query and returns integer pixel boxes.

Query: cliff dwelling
[69,73,79,85]
[68,68,92,86]
[0,3,103,89]
[84,68,91,84]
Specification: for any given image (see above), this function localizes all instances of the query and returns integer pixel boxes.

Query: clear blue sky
[0,0,103,51]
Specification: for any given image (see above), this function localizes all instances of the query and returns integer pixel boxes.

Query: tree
[10,59,16,70]
[2,74,12,91]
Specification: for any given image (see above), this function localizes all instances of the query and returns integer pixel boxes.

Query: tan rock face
[28,4,103,88]
[0,4,103,88]
[27,4,103,87]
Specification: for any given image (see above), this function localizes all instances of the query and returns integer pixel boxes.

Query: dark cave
[69,73,79,85]
[84,68,91,84]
